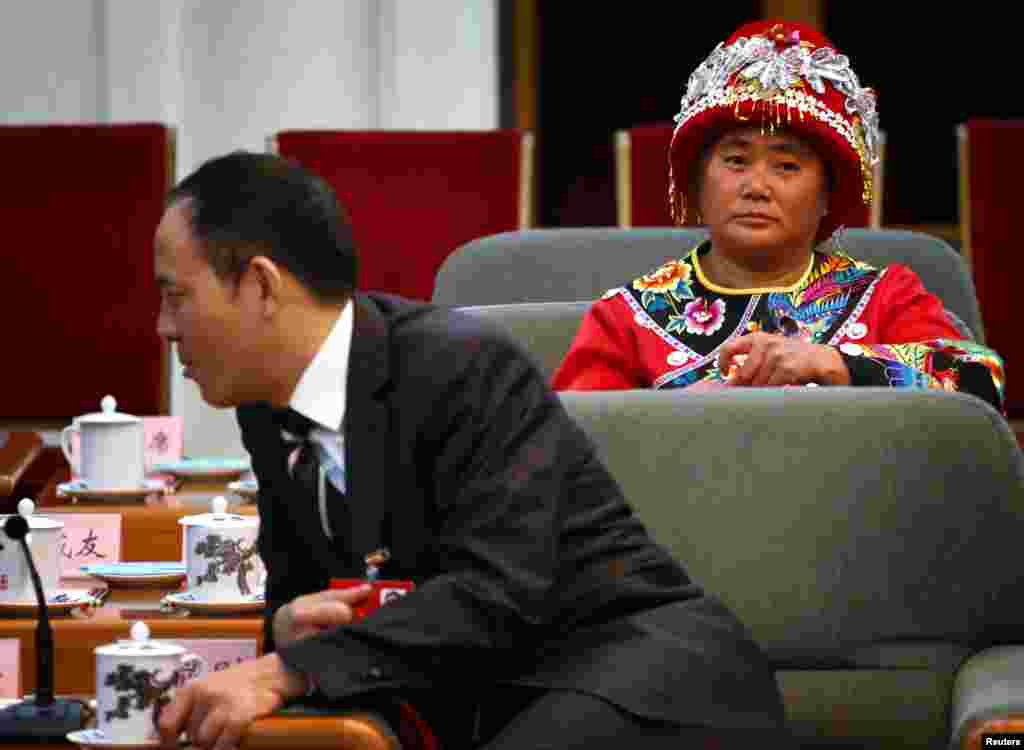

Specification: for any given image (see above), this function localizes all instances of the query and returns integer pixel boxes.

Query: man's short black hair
[167,151,357,303]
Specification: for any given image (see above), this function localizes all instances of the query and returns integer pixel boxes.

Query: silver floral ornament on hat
[674,33,879,171]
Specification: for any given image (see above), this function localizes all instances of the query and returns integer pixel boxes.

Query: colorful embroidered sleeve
[551,295,646,390]
[837,264,1006,412]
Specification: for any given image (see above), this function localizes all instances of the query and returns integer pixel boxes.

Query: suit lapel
[341,295,392,571]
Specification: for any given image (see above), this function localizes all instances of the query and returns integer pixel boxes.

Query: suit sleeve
[276,335,599,695]
[552,295,647,390]
[837,265,1006,413]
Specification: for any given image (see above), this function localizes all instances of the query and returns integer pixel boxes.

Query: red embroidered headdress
[669,20,880,243]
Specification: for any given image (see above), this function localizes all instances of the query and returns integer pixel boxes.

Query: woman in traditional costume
[553,20,1004,412]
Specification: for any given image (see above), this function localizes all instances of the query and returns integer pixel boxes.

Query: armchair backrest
[436,228,985,343]
[559,388,1024,745]
[559,388,1024,664]
[457,301,591,380]
[433,228,707,306]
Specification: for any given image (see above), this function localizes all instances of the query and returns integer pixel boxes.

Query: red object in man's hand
[329,578,415,621]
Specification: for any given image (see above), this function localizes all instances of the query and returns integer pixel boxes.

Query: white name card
[0,639,20,698]
[45,513,122,577]
[143,416,184,470]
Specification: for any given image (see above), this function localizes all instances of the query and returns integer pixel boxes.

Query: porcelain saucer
[79,562,186,588]
[226,478,258,500]
[0,589,98,615]
[161,590,264,615]
[57,479,172,503]
[67,728,161,749]
[149,457,251,480]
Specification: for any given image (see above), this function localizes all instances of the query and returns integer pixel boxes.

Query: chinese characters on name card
[47,513,122,577]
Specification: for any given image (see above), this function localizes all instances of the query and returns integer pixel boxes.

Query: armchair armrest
[242,706,399,750]
[952,646,1024,749]
[0,430,43,498]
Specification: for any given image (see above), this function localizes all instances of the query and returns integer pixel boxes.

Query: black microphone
[0,512,84,740]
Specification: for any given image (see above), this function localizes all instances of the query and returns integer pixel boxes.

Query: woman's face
[697,126,829,261]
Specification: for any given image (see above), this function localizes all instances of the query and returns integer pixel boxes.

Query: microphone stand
[0,515,84,741]
[23,523,54,708]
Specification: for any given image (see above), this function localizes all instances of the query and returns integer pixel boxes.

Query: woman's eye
[778,161,800,172]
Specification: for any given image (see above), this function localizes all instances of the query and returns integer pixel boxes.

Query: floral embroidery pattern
[620,242,1005,413]
[676,297,726,336]
[795,256,874,306]
[841,340,1005,405]
[633,259,695,312]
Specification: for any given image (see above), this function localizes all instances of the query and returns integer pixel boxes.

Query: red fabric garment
[0,123,171,418]
[275,130,527,301]
[552,248,1005,412]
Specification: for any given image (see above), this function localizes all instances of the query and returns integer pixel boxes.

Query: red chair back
[961,119,1023,416]
[274,130,533,301]
[616,122,676,227]
[0,123,173,420]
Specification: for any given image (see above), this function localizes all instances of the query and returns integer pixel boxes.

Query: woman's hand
[272,585,372,648]
[718,332,850,386]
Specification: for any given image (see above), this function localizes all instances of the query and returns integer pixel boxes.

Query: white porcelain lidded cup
[94,622,202,745]
[178,497,264,601]
[0,499,63,602]
[60,395,145,489]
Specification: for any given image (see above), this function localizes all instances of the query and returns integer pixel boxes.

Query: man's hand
[718,332,851,387]
[272,585,372,648]
[158,653,305,750]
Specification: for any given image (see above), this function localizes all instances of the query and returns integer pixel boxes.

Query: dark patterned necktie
[275,407,317,440]
[273,408,349,546]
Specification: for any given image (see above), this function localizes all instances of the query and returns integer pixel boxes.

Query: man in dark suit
[155,152,785,749]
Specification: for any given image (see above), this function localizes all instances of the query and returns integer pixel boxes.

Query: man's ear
[244,256,284,318]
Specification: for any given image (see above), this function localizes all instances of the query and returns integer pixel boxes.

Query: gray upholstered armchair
[437,228,983,342]
[559,388,1024,749]
[458,301,591,380]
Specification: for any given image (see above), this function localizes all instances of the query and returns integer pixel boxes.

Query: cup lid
[75,395,141,425]
[95,621,186,657]
[178,496,259,529]
[0,499,64,531]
